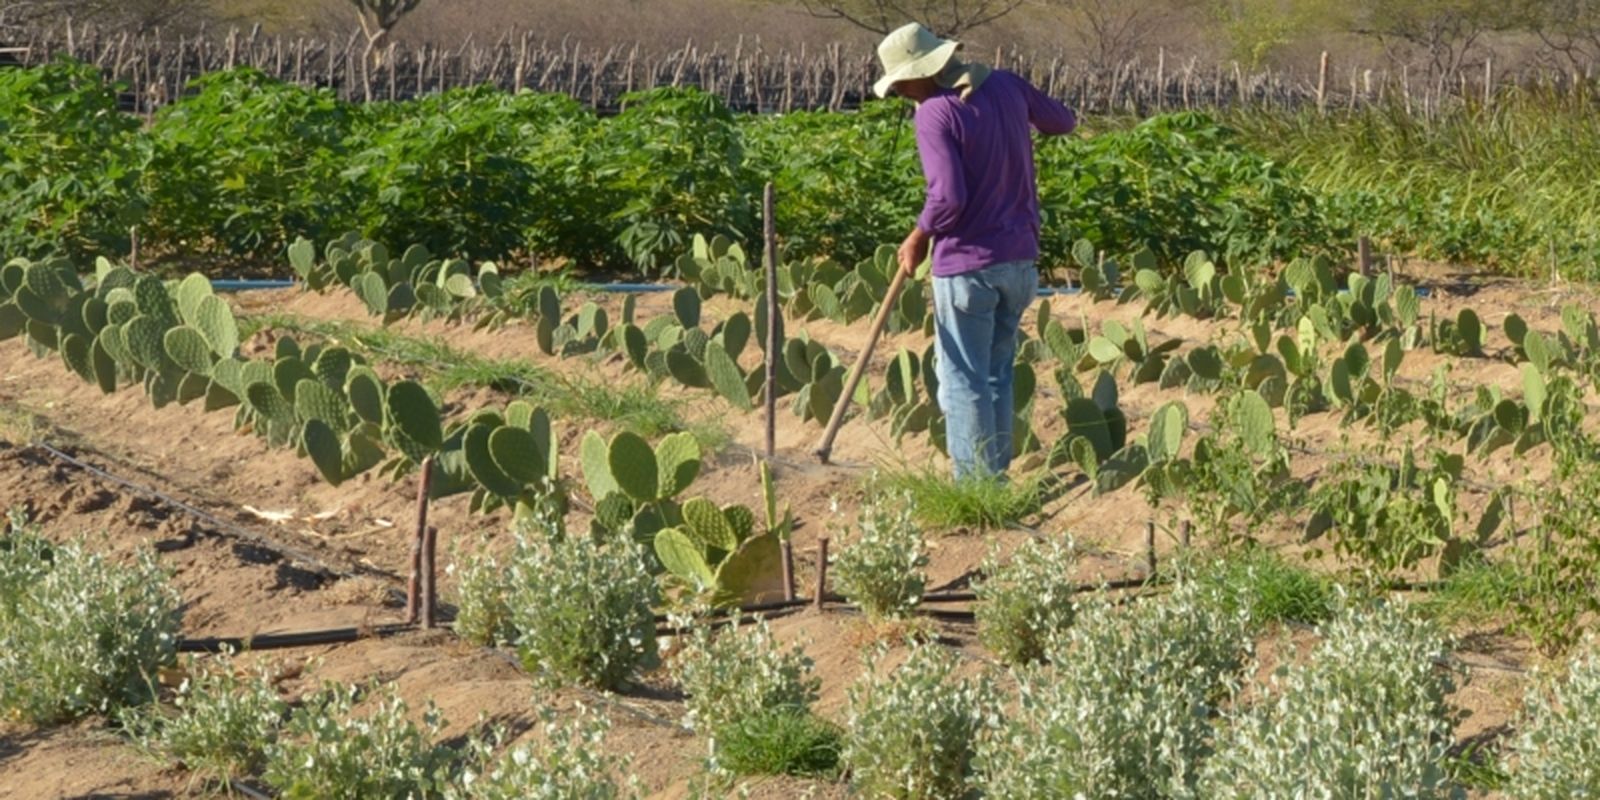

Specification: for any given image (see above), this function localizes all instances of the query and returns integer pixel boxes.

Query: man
[874,22,1077,480]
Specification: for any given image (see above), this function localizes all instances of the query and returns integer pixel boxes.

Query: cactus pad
[90,336,117,393]
[346,369,386,424]
[488,425,550,485]
[163,326,216,375]
[299,419,345,486]
[666,349,710,388]
[193,296,239,357]
[655,528,714,588]
[673,286,701,328]
[386,380,443,450]
[607,431,659,502]
[311,346,353,390]
[123,316,170,371]
[714,533,785,606]
[245,381,296,425]
[682,497,739,552]
[464,423,525,498]
[60,333,94,384]
[581,430,621,500]
[1234,390,1275,455]
[353,273,388,316]
[176,273,212,324]
[654,431,701,499]
[1147,401,1188,463]
[273,357,316,405]
[0,302,24,341]
[704,341,751,410]
[294,379,349,429]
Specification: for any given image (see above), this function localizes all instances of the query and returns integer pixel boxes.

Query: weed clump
[975,582,1250,797]
[263,682,456,798]
[1504,638,1600,796]
[844,643,997,799]
[1202,600,1458,797]
[973,536,1078,665]
[831,491,927,621]
[0,510,181,724]
[120,652,288,786]
[504,516,659,691]
[448,704,640,800]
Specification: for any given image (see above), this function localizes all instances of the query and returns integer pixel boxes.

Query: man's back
[913,69,1076,277]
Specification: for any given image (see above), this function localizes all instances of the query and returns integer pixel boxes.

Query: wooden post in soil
[814,537,829,610]
[1144,520,1157,576]
[763,181,778,460]
[781,539,796,602]
[1179,519,1192,549]
[1358,236,1373,277]
[406,455,434,625]
[422,525,438,628]
[1316,51,1328,115]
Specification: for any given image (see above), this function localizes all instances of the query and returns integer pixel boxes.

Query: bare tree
[1526,0,1600,72]
[1347,0,1520,77]
[1052,0,1193,68]
[349,0,424,47]
[796,0,1031,37]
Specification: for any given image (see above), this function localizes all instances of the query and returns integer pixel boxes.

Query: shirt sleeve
[1023,81,1077,135]
[914,102,966,236]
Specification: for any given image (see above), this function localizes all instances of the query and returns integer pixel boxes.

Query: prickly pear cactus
[385,380,443,454]
[607,431,660,502]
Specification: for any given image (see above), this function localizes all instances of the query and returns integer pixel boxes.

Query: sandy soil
[5,267,1594,797]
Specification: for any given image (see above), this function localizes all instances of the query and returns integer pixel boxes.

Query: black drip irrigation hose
[29,441,398,583]
[178,623,419,653]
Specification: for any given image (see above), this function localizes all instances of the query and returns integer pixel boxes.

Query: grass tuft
[1188,547,1337,628]
[1418,556,1525,628]
[245,312,727,449]
[715,708,842,778]
[873,467,1044,531]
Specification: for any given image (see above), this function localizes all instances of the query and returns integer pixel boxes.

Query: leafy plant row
[5,60,1342,274]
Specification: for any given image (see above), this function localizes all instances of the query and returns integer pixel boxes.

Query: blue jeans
[932,261,1038,480]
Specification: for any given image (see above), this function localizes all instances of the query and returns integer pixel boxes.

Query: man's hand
[897,227,931,279]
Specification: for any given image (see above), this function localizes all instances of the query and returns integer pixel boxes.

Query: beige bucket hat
[873,22,961,98]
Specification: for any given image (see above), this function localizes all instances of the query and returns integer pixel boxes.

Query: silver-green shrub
[449,545,514,647]
[672,617,819,734]
[120,651,288,784]
[0,516,181,723]
[506,517,659,690]
[263,682,455,799]
[831,491,927,620]
[447,704,640,800]
[973,536,1077,665]
[1505,638,1600,797]
[1201,600,1458,798]
[843,643,997,799]
[974,582,1250,799]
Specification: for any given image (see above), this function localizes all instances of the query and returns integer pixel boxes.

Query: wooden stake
[422,525,438,628]
[763,182,779,460]
[1144,520,1157,576]
[781,538,796,602]
[406,455,434,625]
[1316,51,1328,115]
[1358,236,1373,277]
[1179,519,1191,548]
[814,537,829,610]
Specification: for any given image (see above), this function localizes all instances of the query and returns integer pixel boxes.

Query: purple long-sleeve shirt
[914,69,1077,277]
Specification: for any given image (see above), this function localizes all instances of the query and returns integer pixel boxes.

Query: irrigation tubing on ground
[28,441,402,583]
[210,278,1436,299]
[178,623,419,653]
[227,781,274,800]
